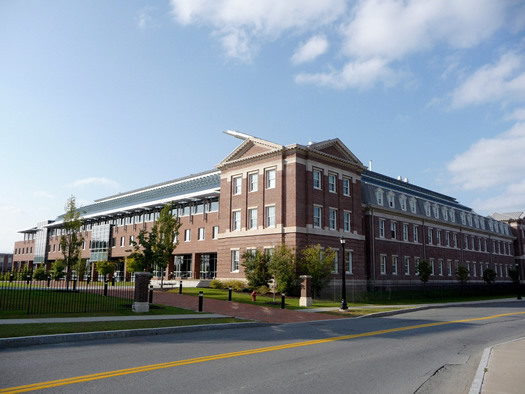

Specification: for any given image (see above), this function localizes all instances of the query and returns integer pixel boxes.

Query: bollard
[87,275,91,285]
[112,276,115,286]
[149,285,153,304]
[9,274,13,283]
[179,280,183,294]
[104,282,108,296]
[26,275,31,285]
[228,286,232,301]
[73,279,77,291]
[281,293,286,309]
[47,275,51,287]
[198,291,203,312]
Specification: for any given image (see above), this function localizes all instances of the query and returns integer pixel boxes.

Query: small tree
[60,196,84,289]
[417,260,432,285]
[300,244,335,298]
[455,266,470,285]
[267,244,298,295]
[33,267,48,281]
[51,260,66,280]
[97,261,116,282]
[241,249,271,290]
[75,258,89,280]
[483,268,497,284]
[129,202,181,287]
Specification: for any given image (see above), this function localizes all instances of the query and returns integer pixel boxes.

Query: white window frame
[392,256,398,275]
[345,251,353,274]
[328,173,337,193]
[344,211,351,232]
[343,177,351,196]
[248,208,257,230]
[414,225,419,243]
[313,169,322,189]
[403,223,409,241]
[404,256,410,275]
[233,176,242,195]
[249,172,258,192]
[391,221,397,239]
[313,206,322,228]
[212,226,219,239]
[198,227,205,241]
[231,250,240,272]
[266,168,276,189]
[380,255,387,275]
[266,205,276,228]
[329,209,337,230]
[232,211,241,231]
[379,219,385,238]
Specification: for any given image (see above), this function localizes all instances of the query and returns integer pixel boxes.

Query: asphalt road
[1,302,524,394]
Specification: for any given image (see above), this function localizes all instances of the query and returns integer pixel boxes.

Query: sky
[1,0,525,252]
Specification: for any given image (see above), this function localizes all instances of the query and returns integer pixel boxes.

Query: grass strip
[0,318,243,338]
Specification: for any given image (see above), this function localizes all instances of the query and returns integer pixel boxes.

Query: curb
[0,322,272,349]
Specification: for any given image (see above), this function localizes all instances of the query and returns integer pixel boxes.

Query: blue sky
[1,0,525,252]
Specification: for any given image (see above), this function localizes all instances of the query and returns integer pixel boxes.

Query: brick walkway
[152,291,344,324]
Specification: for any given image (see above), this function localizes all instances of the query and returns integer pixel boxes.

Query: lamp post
[340,236,348,310]
[517,263,522,300]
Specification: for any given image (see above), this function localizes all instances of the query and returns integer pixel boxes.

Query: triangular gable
[308,138,364,167]
[218,135,283,167]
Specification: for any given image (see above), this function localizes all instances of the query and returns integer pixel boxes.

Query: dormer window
[399,195,407,211]
[409,198,417,214]
[432,204,439,219]
[450,209,455,222]
[480,218,485,230]
[474,216,479,228]
[460,212,466,225]
[424,202,431,217]
[467,215,472,226]
[442,207,448,221]
[387,192,395,208]
[376,189,384,206]
[488,220,494,231]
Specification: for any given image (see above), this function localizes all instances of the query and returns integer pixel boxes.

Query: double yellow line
[2,311,524,393]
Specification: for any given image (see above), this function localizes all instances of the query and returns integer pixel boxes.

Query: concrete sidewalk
[470,337,525,394]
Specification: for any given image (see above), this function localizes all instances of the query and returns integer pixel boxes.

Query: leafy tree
[97,261,116,282]
[509,268,519,284]
[60,196,84,289]
[33,267,48,281]
[299,244,335,298]
[417,260,432,285]
[241,249,271,289]
[75,258,89,280]
[483,268,497,284]
[267,244,298,295]
[128,202,181,287]
[455,266,470,285]
[51,260,66,280]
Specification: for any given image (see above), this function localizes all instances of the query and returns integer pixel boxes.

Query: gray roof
[491,212,525,221]
[54,170,220,222]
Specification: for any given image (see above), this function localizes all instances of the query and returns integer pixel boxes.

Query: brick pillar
[133,272,152,313]
[299,275,312,306]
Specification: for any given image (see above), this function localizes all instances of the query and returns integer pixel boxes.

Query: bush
[256,285,270,295]
[33,267,48,280]
[210,279,224,289]
[51,260,66,280]
[223,279,246,292]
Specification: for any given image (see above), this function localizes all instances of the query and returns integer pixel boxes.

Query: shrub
[51,260,66,280]
[223,279,246,292]
[33,267,48,280]
[210,279,224,289]
[483,268,497,284]
[256,285,270,295]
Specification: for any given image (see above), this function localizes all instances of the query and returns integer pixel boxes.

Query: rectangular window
[233,211,241,231]
[344,212,351,232]
[249,208,257,229]
[313,206,322,228]
[414,225,419,242]
[391,222,397,239]
[376,190,384,205]
[453,233,458,248]
[446,232,450,247]
[388,194,395,208]
[404,257,410,275]
[231,250,239,272]
[266,169,276,189]
[120,237,125,247]
[345,251,353,274]
[233,176,242,195]
[379,219,385,238]
[415,257,420,275]
[447,260,452,276]
[112,237,116,248]
[428,228,433,244]
[392,256,398,275]
[333,250,339,273]
[313,169,321,189]
[184,229,191,242]
[436,230,441,245]
[438,259,443,276]
[400,198,406,211]
[266,206,275,227]
[329,209,337,230]
[343,178,351,196]
[129,235,134,245]
[430,259,435,275]
[328,174,337,193]
[212,226,219,239]
[198,227,205,240]
[249,172,258,192]
[403,224,408,241]
[380,255,387,275]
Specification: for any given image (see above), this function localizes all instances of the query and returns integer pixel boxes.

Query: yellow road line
[2,311,524,393]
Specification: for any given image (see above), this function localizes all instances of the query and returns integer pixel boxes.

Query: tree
[417,260,432,285]
[267,244,298,295]
[241,249,271,290]
[51,260,66,280]
[33,267,48,281]
[60,196,84,289]
[483,268,497,284]
[75,258,89,281]
[455,266,470,285]
[128,202,181,287]
[300,244,335,298]
[97,261,116,282]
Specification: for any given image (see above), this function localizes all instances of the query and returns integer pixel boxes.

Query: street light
[340,236,348,310]
[516,263,522,300]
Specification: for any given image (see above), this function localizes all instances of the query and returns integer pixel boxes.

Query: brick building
[12,132,519,287]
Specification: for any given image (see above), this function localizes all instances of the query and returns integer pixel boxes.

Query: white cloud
[450,51,525,108]
[137,7,153,29]
[472,179,525,214]
[295,57,399,90]
[447,122,525,190]
[33,191,54,199]
[291,35,329,65]
[170,0,346,61]
[68,177,119,189]
[506,106,525,121]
